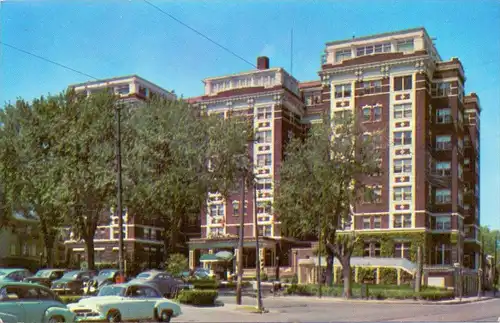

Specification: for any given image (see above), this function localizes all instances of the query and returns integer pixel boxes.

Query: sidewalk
[279,294,495,305]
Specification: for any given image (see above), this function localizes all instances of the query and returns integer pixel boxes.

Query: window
[257,154,272,167]
[435,161,451,176]
[436,135,452,150]
[361,80,383,94]
[334,84,352,98]
[373,106,382,121]
[464,158,471,170]
[363,217,371,229]
[373,216,381,229]
[396,39,414,53]
[115,85,130,95]
[258,225,272,237]
[335,49,352,63]
[436,244,452,265]
[464,135,471,147]
[362,107,371,122]
[375,42,391,53]
[394,243,410,259]
[458,191,463,207]
[458,164,463,180]
[10,244,16,256]
[256,131,272,144]
[435,189,451,204]
[257,107,272,119]
[393,186,412,201]
[333,110,353,122]
[209,204,224,217]
[366,186,382,203]
[209,227,224,236]
[394,158,412,173]
[393,75,412,91]
[394,131,412,146]
[393,103,412,119]
[363,242,381,257]
[394,214,411,228]
[357,43,391,56]
[432,83,452,97]
[436,108,452,124]
[138,86,149,97]
[256,178,272,190]
[257,202,272,214]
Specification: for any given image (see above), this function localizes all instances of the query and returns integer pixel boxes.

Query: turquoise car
[67,283,182,322]
[0,282,76,323]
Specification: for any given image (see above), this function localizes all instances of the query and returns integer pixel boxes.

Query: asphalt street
[173,296,500,322]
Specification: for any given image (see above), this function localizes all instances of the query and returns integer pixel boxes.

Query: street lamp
[453,262,462,301]
[115,105,124,277]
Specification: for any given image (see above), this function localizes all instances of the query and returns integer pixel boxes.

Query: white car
[67,283,182,322]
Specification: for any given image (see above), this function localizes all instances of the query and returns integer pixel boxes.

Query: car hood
[25,276,48,282]
[68,296,123,310]
[53,278,76,284]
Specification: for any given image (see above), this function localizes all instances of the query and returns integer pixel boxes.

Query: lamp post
[115,105,124,276]
[252,174,263,311]
[235,172,246,305]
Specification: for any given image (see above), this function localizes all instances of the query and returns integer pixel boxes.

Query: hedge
[284,284,453,301]
[189,279,219,290]
[379,268,397,285]
[176,290,218,306]
[59,296,82,304]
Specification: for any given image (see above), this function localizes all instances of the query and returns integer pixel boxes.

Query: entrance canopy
[199,251,235,263]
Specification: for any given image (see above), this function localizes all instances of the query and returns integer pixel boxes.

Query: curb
[280,295,495,305]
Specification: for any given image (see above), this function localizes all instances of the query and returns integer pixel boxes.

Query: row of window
[360,214,411,229]
[335,39,414,63]
[208,225,273,237]
[210,199,273,217]
[334,75,414,98]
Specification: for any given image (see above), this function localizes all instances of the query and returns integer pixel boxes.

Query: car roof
[101,282,161,290]
[0,268,28,273]
[37,268,66,272]
[0,281,51,288]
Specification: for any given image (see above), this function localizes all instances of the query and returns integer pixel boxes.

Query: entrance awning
[200,254,219,262]
[199,252,235,263]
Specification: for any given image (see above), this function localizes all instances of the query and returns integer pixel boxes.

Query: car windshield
[98,286,125,296]
[136,273,151,279]
[35,270,52,278]
[62,271,80,279]
[99,270,116,278]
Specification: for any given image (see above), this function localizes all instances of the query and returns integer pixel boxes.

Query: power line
[142,0,256,68]
[0,41,99,80]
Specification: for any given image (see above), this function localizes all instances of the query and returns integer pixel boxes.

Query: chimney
[257,56,270,70]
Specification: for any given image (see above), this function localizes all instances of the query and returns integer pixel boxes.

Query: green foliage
[176,289,218,306]
[189,279,219,290]
[357,267,376,282]
[480,226,500,257]
[379,268,397,285]
[165,253,188,277]
[285,284,453,300]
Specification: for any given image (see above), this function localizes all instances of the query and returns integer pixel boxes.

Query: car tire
[158,309,173,322]
[106,310,122,323]
[48,316,64,323]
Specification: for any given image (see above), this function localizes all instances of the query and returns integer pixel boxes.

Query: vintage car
[24,269,67,288]
[128,270,192,298]
[83,269,122,295]
[0,268,33,282]
[0,282,76,323]
[51,270,97,294]
[67,283,182,322]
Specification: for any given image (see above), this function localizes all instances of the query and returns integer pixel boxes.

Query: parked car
[51,270,96,295]
[128,270,192,298]
[67,283,181,322]
[0,282,76,323]
[83,269,121,295]
[0,269,32,282]
[180,267,213,280]
[24,269,67,288]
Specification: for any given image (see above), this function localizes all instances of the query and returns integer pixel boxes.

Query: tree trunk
[45,245,54,268]
[325,249,334,286]
[341,257,352,298]
[84,237,95,270]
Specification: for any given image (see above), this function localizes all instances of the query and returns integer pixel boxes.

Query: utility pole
[494,232,498,297]
[478,235,484,298]
[252,175,263,311]
[115,106,124,277]
[415,246,422,293]
[235,173,246,305]
[317,212,322,298]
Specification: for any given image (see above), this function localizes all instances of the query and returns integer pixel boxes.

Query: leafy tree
[274,114,380,298]
[166,253,189,277]
[480,226,500,257]
[0,97,66,267]
[54,90,119,269]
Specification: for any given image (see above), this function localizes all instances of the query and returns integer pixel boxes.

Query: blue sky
[1,0,499,228]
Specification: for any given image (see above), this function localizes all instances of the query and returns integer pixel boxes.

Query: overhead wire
[142,0,257,68]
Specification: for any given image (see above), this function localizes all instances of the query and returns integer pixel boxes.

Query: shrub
[221,281,251,289]
[165,253,189,277]
[95,263,116,271]
[59,296,82,304]
[191,279,219,290]
[291,274,298,284]
[379,268,397,285]
[357,267,375,283]
[284,284,314,296]
[176,290,218,306]
[416,290,454,301]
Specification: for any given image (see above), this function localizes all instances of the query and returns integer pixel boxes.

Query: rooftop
[325,27,428,46]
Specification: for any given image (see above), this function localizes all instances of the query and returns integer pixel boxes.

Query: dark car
[128,270,192,298]
[0,268,32,282]
[84,269,122,295]
[51,269,96,294]
[24,269,67,287]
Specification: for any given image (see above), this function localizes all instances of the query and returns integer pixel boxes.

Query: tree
[274,114,380,298]
[0,97,66,267]
[54,90,119,270]
[166,253,189,277]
